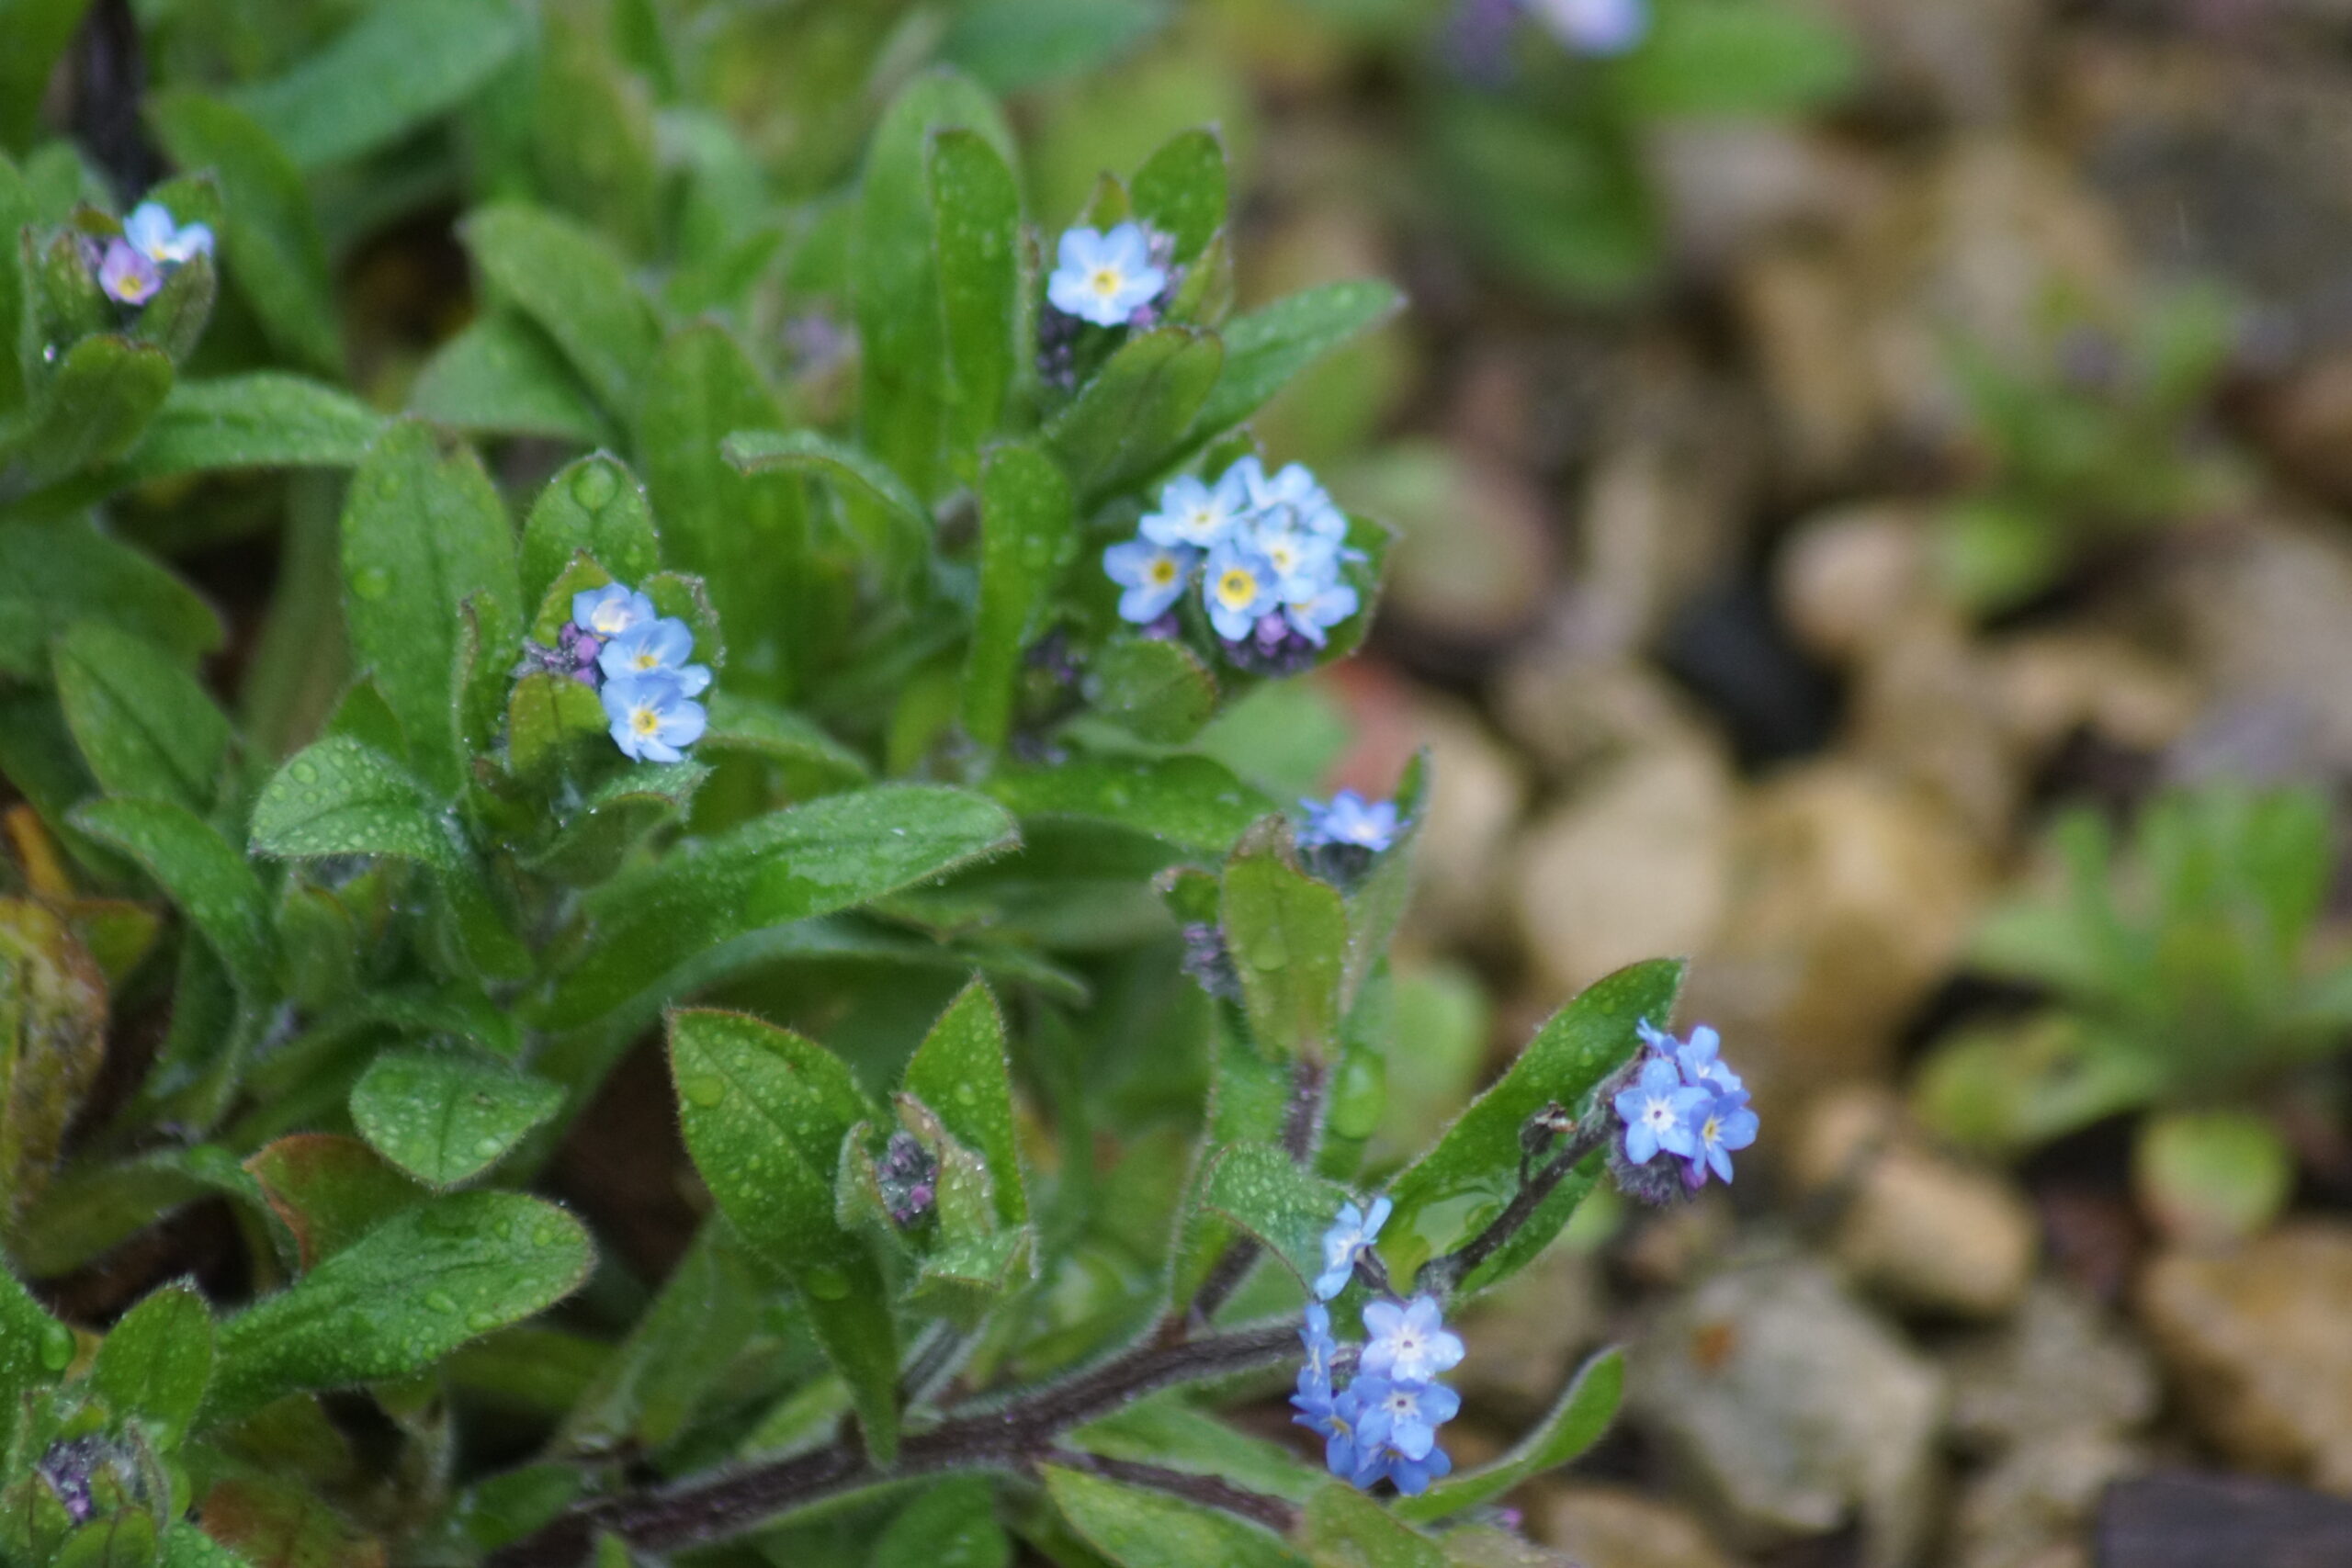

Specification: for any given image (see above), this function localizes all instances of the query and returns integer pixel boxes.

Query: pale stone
[1531,1483,1742,1568]
[1773,503,1939,667]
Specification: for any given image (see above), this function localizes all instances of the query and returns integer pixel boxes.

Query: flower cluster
[95,200,214,307]
[874,1131,938,1229]
[1103,457,1363,673]
[1611,1019,1758,1197]
[519,583,711,763]
[1294,1199,1465,1496]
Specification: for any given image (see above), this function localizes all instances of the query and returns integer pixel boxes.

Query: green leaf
[668,1010,899,1462]
[857,70,1018,502]
[207,1190,592,1426]
[1072,1397,1323,1505]
[1384,959,1683,1294]
[1300,1484,1444,1568]
[928,128,1023,469]
[520,455,661,610]
[699,692,870,785]
[989,755,1270,853]
[341,419,522,795]
[1091,637,1217,745]
[0,898,107,1232]
[1046,325,1224,500]
[460,204,661,423]
[640,327,805,687]
[116,374,379,485]
[244,1134,429,1268]
[1223,824,1349,1064]
[349,1050,563,1189]
[148,93,341,374]
[53,622,230,813]
[91,1284,214,1450]
[0,1250,73,1406]
[722,428,931,572]
[538,784,1018,1030]
[409,312,612,446]
[872,1478,1011,1568]
[1393,1348,1623,1523]
[905,980,1027,1228]
[503,670,608,783]
[1194,282,1404,440]
[196,1476,383,1566]
[962,440,1073,749]
[2134,1109,2295,1246]
[0,517,220,679]
[229,0,528,169]
[1616,0,1859,117]
[525,761,708,885]
[558,1224,763,1456]
[71,799,276,1002]
[1339,750,1426,1014]
[1203,1143,1351,1291]
[160,1526,244,1568]
[0,334,175,500]
[129,248,220,366]
[0,0,94,152]
[1046,1465,1307,1568]
[941,0,1165,93]
[1131,128,1227,265]
[250,737,459,869]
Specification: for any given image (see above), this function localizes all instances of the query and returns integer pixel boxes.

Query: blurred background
[36,0,2352,1562]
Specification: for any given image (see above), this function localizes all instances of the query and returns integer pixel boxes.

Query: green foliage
[0,22,1677,1568]
[1917,784,2350,1237]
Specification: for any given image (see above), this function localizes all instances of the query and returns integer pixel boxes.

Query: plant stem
[1184,1057,1327,1329]
[1044,1450,1301,1534]
[1414,1118,1611,1299]
[487,1321,1300,1565]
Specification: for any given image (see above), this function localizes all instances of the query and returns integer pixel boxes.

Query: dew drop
[571,462,619,510]
[38,1323,73,1371]
[291,761,319,784]
[425,1290,458,1314]
[352,567,391,601]
[804,1267,851,1301]
[682,1075,727,1108]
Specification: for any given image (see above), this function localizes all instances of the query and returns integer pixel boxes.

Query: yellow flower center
[1091,266,1123,297]
[1148,558,1178,586]
[1216,569,1257,607]
[632,707,662,736]
[633,650,660,670]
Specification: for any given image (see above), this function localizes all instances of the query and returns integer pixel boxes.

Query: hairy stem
[1415,1116,1613,1299]
[1045,1450,1301,1534]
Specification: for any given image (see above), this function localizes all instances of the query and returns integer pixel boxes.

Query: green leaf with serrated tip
[1301,1483,1444,1568]
[669,1010,899,1462]
[1132,128,1227,265]
[640,327,804,689]
[857,69,1017,503]
[460,203,660,423]
[1090,637,1218,745]
[0,518,220,680]
[205,1190,593,1426]
[928,128,1023,468]
[1223,822,1348,1064]
[0,334,175,500]
[148,93,340,373]
[91,1284,213,1450]
[962,440,1072,748]
[409,312,612,445]
[0,898,107,1232]
[536,784,1018,1029]
[1047,326,1225,500]
[871,1477,1011,1568]
[228,0,526,169]
[1046,1465,1307,1568]
[70,799,276,1001]
[1383,959,1683,1296]
[341,419,520,795]
[250,737,458,868]
[722,427,929,574]
[116,374,379,484]
[905,980,1026,1227]
[1204,1143,1350,1292]
[988,755,1269,853]
[1394,1348,1622,1524]
[52,622,230,813]
[349,1050,563,1189]
[520,455,660,609]
[1194,281,1404,440]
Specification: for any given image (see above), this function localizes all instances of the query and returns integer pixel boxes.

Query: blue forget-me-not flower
[1299,791,1400,852]
[598,619,713,696]
[1355,1375,1462,1465]
[1103,539,1201,625]
[603,671,708,763]
[1615,1056,1708,1166]
[1141,471,1250,550]
[97,243,162,306]
[1047,223,1168,327]
[527,581,711,762]
[1687,1089,1759,1189]
[1361,1295,1465,1384]
[1203,540,1283,641]
[573,584,658,639]
[1315,1196,1391,1300]
[1624,1017,1758,1190]
[123,201,214,266]
[1532,0,1649,55]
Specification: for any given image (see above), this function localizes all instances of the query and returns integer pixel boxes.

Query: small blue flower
[1299,791,1397,852]
[1249,515,1342,599]
[1352,1419,1455,1496]
[602,671,707,763]
[1314,1196,1391,1301]
[1140,471,1250,550]
[1283,579,1361,649]
[1231,457,1329,518]
[1202,540,1282,641]
[96,241,161,306]
[1046,223,1168,327]
[1103,538,1200,625]
[1299,1303,1339,1388]
[1639,1017,1745,1097]
[1354,1375,1461,1463]
[1296,1378,1369,1481]
[1686,1089,1759,1189]
[573,583,658,638]
[1613,1056,1709,1166]
[1532,0,1649,56]
[597,618,711,696]
[1360,1295,1464,1384]
[122,201,214,265]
